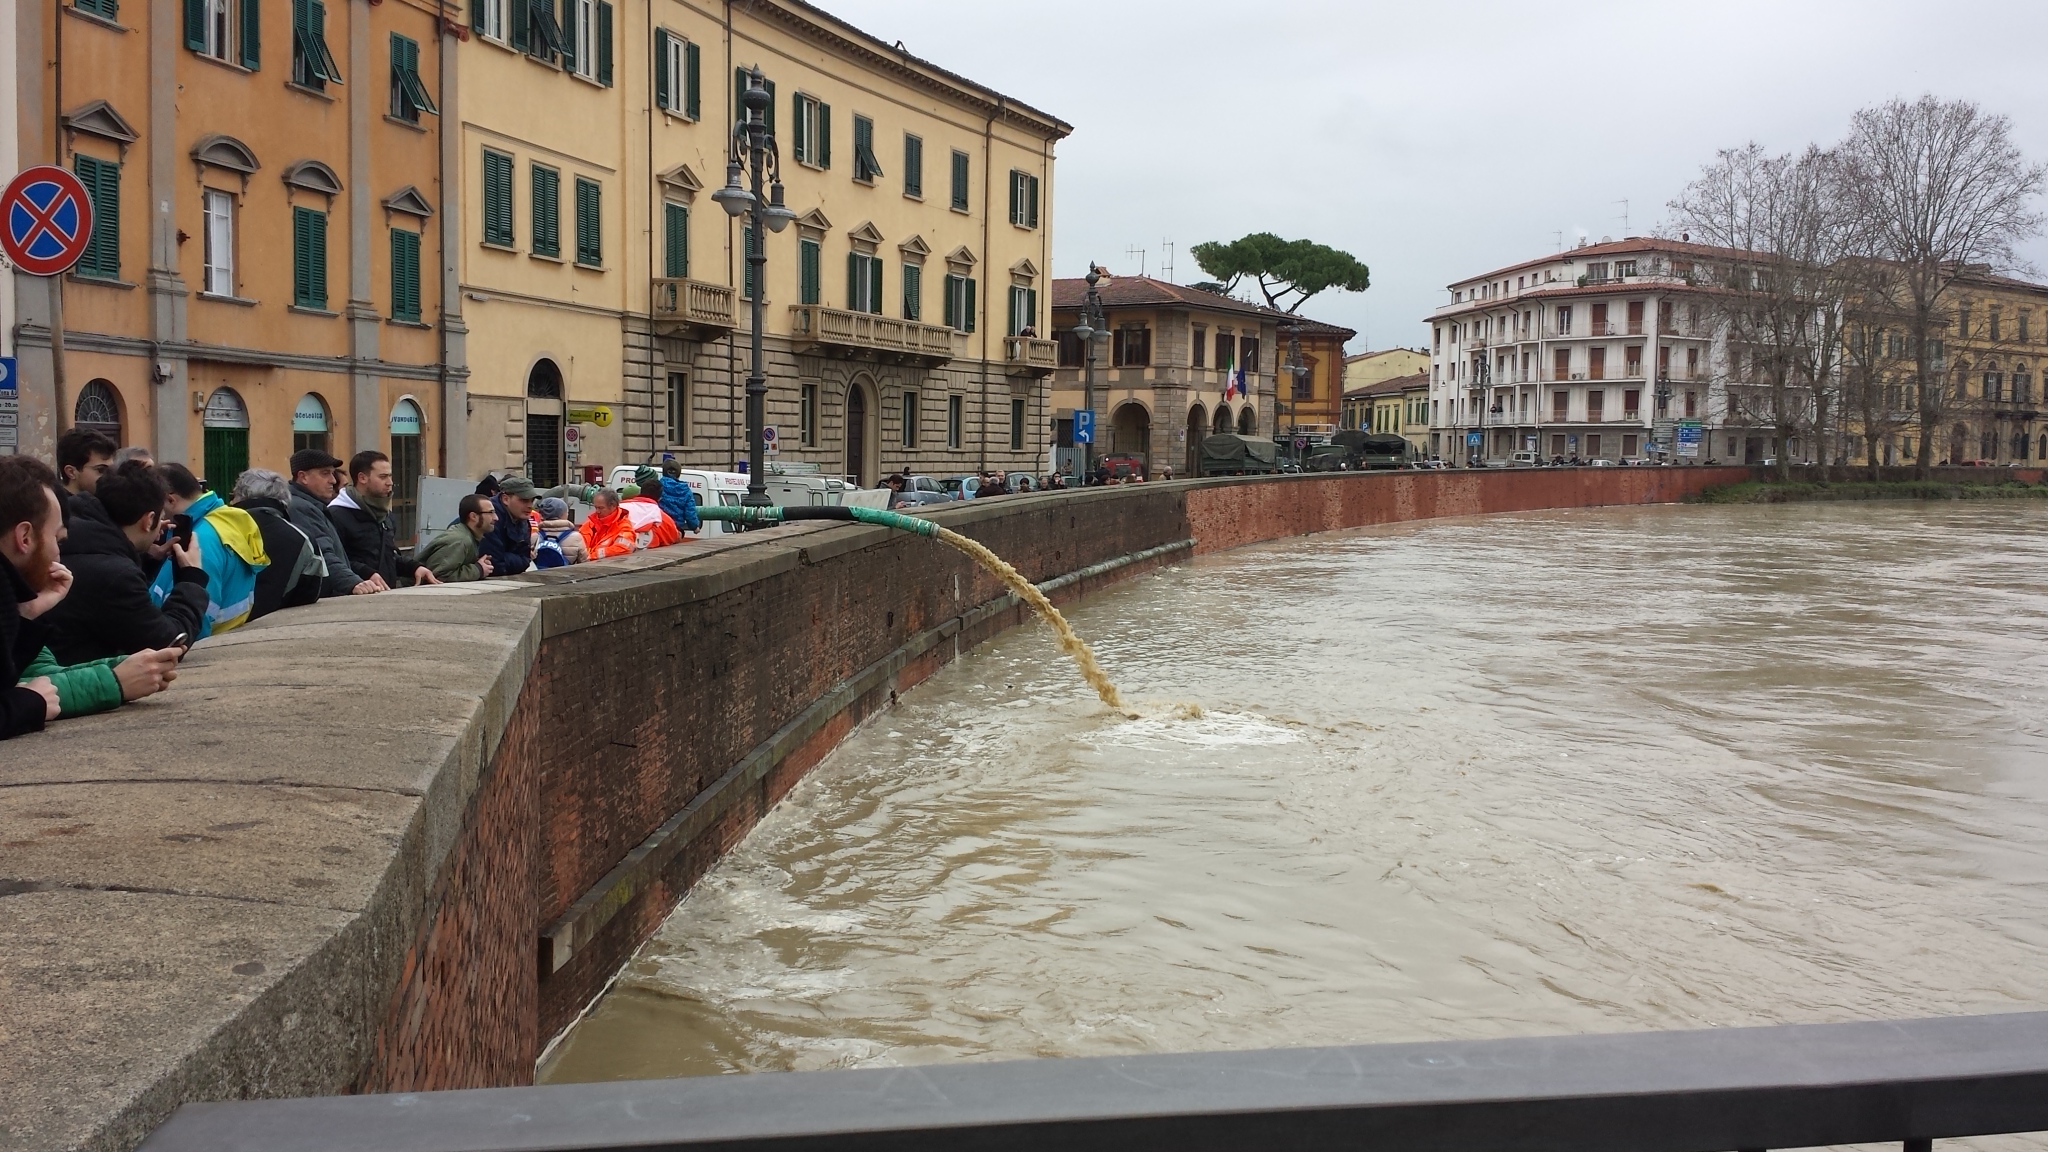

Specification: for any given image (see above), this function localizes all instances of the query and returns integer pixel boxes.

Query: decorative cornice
[382,185,435,217]
[62,99,138,145]
[281,159,344,196]
[190,134,259,174]
[657,163,703,195]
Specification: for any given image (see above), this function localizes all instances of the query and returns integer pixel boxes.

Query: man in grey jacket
[288,449,378,597]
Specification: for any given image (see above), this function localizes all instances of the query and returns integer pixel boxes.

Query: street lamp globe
[1071,320,1094,343]
[762,181,797,232]
[712,162,754,217]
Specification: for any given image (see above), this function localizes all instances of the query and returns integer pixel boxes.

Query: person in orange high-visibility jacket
[620,476,682,550]
[577,489,640,560]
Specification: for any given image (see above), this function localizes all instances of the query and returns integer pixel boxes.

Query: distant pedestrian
[233,469,324,620]
[658,462,702,533]
[415,494,497,583]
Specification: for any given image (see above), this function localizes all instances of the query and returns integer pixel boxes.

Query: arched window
[1212,406,1231,435]
[74,379,122,441]
[293,393,332,454]
[1237,407,1256,436]
[527,358,564,399]
[202,387,250,491]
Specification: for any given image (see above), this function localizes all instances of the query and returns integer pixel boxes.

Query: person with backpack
[534,498,588,568]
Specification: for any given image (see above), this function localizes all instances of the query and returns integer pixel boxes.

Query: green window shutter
[817,102,831,169]
[240,0,260,70]
[964,277,975,333]
[790,97,806,164]
[392,34,437,117]
[511,0,529,50]
[902,264,920,321]
[391,228,421,322]
[1007,171,1018,225]
[532,166,559,257]
[559,0,576,70]
[574,177,600,266]
[664,202,687,278]
[471,0,485,34]
[683,40,700,118]
[293,207,328,308]
[185,0,205,49]
[799,239,819,305]
[951,151,969,210]
[869,256,883,316]
[846,251,858,310]
[653,29,669,110]
[482,149,512,245]
[1028,175,1040,228]
[595,0,611,85]
[1027,287,1038,332]
[310,210,328,308]
[72,155,120,279]
[942,274,956,329]
[904,135,922,197]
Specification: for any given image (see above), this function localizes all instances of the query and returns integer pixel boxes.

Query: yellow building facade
[454,0,1070,485]
[1841,265,2048,466]
[15,0,453,536]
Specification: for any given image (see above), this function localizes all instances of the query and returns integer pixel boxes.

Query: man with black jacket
[45,461,209,664]
[1,458,68,738]
[327,450,433,589]
[288,448,376,597]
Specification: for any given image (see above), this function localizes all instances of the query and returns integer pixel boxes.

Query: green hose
[697,503,939,538]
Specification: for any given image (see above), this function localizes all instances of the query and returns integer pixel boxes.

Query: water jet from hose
[699,505,1131,715]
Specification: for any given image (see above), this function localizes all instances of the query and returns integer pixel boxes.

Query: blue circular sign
[3,165,95,277]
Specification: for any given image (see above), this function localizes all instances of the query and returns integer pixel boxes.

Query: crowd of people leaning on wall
[0,430,703,742]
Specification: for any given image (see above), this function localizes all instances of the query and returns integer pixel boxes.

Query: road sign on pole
[1074,409,1095,444]
[3,166,95,277]
[762,425,779,455]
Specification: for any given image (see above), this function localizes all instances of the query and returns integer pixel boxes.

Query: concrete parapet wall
[0,467,1747,1152]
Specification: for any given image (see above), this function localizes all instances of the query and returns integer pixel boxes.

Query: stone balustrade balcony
[789,304,956,364]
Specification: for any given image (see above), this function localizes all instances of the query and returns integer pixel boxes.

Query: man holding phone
[45,461,210,663]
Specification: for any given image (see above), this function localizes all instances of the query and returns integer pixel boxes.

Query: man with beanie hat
[657,461,701,534]
[479,474,538,577]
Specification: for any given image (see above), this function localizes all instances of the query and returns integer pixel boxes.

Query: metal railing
[138,1013,2048,1152]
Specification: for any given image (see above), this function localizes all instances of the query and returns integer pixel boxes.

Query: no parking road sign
[3,166,95,277]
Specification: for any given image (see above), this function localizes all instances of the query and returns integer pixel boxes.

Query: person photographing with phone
[1,457,183,742]
[45,460,210,663]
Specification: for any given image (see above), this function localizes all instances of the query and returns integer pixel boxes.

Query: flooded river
[542,502,2048,1082]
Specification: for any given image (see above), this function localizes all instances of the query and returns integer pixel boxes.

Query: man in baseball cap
[479,474,538,577]
[286,448,371,596]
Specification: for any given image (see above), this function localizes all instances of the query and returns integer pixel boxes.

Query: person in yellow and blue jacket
[155,463,270,638]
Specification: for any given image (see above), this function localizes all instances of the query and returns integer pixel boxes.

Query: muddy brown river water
[541,502,2048,1085]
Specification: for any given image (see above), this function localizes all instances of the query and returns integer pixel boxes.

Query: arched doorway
[1185,403,1206,477]
[1110,401,1150,470]
[74,379,122,442]
[1212,405,1231,435]
[390,399,424,545]
[1237,407,1256,436]
[526,359,565,486]
[845,380,873,486]
[293,393,332,455]
[202,387,250,492]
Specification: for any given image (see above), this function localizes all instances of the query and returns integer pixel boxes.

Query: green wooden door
[203,427,249,493]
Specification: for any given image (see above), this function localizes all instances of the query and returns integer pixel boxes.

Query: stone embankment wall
[0,466,1744,1152]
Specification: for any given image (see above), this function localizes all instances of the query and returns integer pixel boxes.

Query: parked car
[941,475,982,500]
[1588,458,1616,467]
[896,475,953,506]
[1099,455,1146,481]
[1508,450,1542,468]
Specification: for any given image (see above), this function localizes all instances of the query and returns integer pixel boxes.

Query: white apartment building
[1426,236,1808,466]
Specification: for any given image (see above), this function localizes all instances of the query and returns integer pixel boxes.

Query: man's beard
[19,530,58,593]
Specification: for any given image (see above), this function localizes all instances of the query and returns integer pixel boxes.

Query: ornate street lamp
[1281,330,1311,437]
[714,68,799,507]
[1071,264,1108,475]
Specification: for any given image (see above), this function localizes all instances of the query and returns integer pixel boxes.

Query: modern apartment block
[1427,237,1806,465]
[456,0,1070,486]
[14,0,454,535]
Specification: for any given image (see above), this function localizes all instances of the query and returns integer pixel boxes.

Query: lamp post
[1070,264,1108,477]
[712,67,799,507]
[1281,330,1310,437]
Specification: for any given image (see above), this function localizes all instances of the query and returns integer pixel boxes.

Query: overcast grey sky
[827,0,2048,354]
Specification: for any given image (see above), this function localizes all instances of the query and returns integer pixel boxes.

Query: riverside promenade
[0,467,1743,1152]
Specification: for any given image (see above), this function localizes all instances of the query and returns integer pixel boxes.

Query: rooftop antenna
[1554,230,1564,253]
[1126,245,1148,277]
[1160,237,1175,284]
[1615,199,1630,235]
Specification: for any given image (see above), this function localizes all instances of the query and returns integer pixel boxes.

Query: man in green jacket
[414,494,497,583]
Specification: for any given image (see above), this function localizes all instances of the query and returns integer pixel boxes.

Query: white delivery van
[606,466,751,534]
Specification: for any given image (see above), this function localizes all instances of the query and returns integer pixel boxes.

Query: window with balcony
[942,272,975,332]
[798,237,821,305]
[1240,337,1260,373]
[1626,300,1644,335]
[1588,347,1606,381]
[1590,301,1610,336]
[1623,389,1640,421]
[1216,331,1235,370]
[1684,390,1698,418]
[847,249,881,314]
[901,262,922,321]
[1555,306,1572,335]
[1625,347,1642,378]
[1553,348,1569,380]
[1552,390,1568,422]
[1007,283,1037,336]
[1616,260,1637,278]
[1587,390,1605,422]
[663,202,688,278]
[1586,262,1609,283]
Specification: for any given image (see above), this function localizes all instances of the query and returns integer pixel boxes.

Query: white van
[1507,450,1543,468]
[606,466,750,534]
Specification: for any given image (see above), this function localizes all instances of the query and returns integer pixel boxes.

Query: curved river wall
[0,466,1740,1152]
